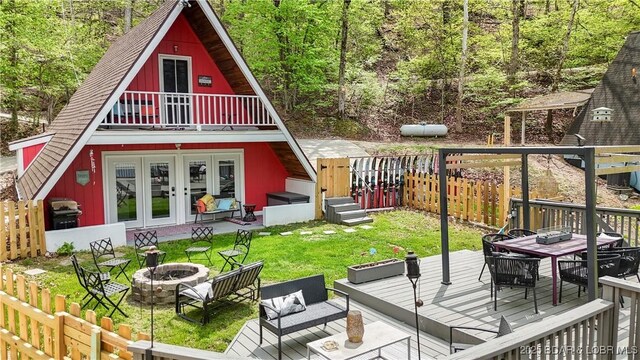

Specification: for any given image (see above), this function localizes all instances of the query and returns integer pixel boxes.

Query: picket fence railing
[0,265,148,360]
[403,172,539,228]
[0,200,46,260]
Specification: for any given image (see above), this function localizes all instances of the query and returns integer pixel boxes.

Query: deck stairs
[324,197,373,226]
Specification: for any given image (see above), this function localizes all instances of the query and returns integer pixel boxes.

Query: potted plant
[347,258,404,284]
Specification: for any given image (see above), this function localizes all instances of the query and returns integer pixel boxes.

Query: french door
[106,157,143,228]
[183,153,242,222]
[160,56,191,125]
[144,156,176,226]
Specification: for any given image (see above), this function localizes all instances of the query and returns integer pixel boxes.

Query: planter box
[347,259,404,284]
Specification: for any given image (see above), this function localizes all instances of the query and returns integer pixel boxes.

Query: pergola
[437,146,600,299]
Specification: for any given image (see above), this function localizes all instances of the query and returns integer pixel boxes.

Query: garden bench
[193,193,242,223]
[175,261,263,324]
[259,274,349,360]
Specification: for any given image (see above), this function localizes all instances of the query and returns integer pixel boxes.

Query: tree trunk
[545,109,554,141]
[545,0,550,13]
[338,0,351,119]
[507,0,520,86]
[124,0,134,33]
[5,0,19,126]
[519,0,526,18]
[552,0,579,92]
[455,0,469,133]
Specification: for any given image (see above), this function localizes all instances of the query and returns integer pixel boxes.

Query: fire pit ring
[132,263,209,305]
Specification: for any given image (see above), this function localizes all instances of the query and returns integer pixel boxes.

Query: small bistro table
[306,321,411,360]
[495,233,620,306]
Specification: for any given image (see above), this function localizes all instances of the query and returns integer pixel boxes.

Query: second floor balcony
[100,91,277,130]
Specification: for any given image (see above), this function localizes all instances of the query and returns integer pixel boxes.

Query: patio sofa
[259,274,349,360]
[192,193,242,223]
[175,261,263,324]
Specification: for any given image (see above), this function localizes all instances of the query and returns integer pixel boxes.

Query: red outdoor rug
[224,217,252,226]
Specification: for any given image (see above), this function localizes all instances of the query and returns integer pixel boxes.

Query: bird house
[591,107,613,122]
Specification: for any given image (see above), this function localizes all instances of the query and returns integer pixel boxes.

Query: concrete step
[328,203,361,213]
[341,217,374,226]
[336,210,368,221]
[325,197,355,206]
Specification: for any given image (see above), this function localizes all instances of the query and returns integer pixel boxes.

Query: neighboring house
[560,31,640,191]
[9,0,316,231]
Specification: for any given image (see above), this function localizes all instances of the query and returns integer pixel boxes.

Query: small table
[306,321,411,360]
[495,233,620,306]
[243,204,256,222]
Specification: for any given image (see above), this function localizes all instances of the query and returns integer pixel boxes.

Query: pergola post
[584,147,598,300]
[521,154,530,230]
[439,150,451,285]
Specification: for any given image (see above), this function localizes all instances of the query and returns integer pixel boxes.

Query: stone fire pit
[132,263,209,305]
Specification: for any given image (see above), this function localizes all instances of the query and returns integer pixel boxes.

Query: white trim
[197,0,317,182]
[33,3,184,200]
[8,134,53,151]
[87,130,286,145]
[16,149,24,177]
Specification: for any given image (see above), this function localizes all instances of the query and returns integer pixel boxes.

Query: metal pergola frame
[438,146,600,301]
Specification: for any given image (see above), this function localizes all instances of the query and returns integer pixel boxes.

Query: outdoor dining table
[495,233,620,306]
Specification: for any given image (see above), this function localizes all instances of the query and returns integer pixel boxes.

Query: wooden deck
[335,250,635,346]
[224,297,449,359]
[225,250,635,359]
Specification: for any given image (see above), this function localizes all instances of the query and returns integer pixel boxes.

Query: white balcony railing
[101,91,276,128]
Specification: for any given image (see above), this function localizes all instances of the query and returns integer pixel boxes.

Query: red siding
[127,14,234,95]
[46,143,288,228]
[22,143,45,170]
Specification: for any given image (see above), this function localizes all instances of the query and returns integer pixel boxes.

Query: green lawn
[8,210,482,352]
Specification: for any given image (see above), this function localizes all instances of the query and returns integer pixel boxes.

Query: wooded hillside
[1,0,638,149]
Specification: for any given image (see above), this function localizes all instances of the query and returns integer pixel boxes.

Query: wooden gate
[315,158,351,219]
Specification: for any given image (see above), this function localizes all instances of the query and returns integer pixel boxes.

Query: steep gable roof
[18,0,315,200]
[560,32,640,146]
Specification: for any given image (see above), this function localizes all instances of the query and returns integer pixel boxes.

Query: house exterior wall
[127,13,234,96]
[45,142,289,228]
[22,143,45,170]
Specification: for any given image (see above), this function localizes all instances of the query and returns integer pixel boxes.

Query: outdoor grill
[49,198,82,230]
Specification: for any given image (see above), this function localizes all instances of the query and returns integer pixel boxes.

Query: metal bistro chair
[186,227,214,266]
[488,255,541,313]
[134,230,167,268]
[71,254,129,317]
[558,253,621,303]
[219,229,253,272]
[90,238,131,282]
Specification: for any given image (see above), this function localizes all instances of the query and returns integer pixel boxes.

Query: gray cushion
[263,301,346,329]
[180,282,211,300]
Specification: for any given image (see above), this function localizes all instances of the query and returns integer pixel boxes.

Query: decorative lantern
[405,251,421,280]
[591,107,613,122]
[145,246,160,269]
[346,310,365,343]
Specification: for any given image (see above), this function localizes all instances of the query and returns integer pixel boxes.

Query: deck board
[335,250,635,349]
[225,298,449,359]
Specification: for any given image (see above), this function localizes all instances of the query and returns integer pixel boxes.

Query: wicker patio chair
[71,254,129,317]
[487,255,541,313]
[134,230,166,268]
[598,232,627,249]
[90,238,131,282]
[186,227,214,266]
[219,229,253,272]
[449,315,513,353]
[591,247,640,282]
[558,253,621,303]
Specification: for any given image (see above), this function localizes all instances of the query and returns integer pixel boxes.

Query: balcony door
[160,55,192,125]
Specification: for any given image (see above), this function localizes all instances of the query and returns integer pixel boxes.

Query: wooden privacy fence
[404,173,539,228]
[0,265,148,360]
[0,200,46,260]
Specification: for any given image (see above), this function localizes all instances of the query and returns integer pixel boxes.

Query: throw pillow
[217,199,233,210]
[230,198,238,209]
[199,194,216,212]
[261,290,307,320]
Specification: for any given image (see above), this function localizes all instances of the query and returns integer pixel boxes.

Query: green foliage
[56,241,75,256]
